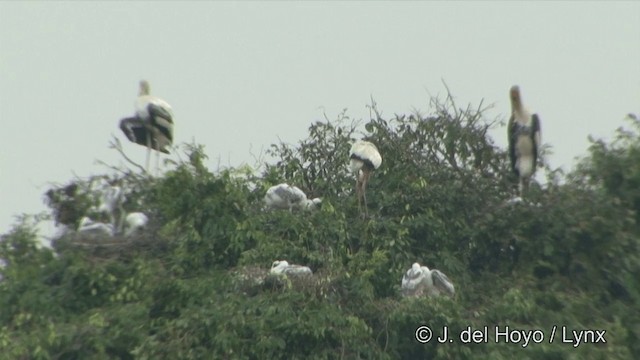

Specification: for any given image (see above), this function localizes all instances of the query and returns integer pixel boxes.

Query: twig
[108,135,147,174]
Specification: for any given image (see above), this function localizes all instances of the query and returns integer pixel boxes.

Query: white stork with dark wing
[401,262,455,298]
[349,140,382,217]
[120,80,174,174]
[264,183,321,212]
[270,260,313,276]
[508,85,541,196]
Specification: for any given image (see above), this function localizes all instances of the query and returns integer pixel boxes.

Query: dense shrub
[1,95,638,359]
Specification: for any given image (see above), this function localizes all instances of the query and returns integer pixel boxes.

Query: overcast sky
[1,2,639,236]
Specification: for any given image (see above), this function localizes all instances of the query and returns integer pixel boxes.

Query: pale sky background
[1,2,639,238]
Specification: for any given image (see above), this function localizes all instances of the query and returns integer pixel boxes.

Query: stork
[270,260,313,276]
[119,80,174,174]
[96,184,149,237]
[264,183,322,212]
[123,212,149,236]
[349,140,382,217]
[508,85,541,197]
[97,184,126,229]
[401,262,455,298]
[77,216,115,237]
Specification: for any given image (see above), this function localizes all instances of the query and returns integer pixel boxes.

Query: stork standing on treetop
[349,140,382,217]
[119,80,174,174]
[508,85,541,197]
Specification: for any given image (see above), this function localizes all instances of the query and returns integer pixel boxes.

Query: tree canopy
[1,94,638,359]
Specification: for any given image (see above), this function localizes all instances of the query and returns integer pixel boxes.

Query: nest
[52,226,169,262]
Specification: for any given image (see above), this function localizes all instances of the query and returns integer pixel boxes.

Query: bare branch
[108,135,147,174]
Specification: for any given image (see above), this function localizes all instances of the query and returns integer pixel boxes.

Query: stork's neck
[512,102,531,124]
[139,81,150,96]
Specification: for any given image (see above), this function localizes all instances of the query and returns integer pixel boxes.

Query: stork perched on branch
[508,85,541,196]
[401,262,455,298]
[119,80,174,174]
[349,140,382,217]
[264,183,321,212]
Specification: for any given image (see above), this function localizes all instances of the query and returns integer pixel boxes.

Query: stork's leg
[156,149,160,176]
[355,177,362,214]
[145,136,152,174]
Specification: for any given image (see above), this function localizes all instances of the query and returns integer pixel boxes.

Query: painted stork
[77,216,115,237]
[508,85,541,196]
[95,184,149,237]
[349,140,382,217]
[270,260,313,276]
[401,262,455,298]
[97,185,125,227]
[119,80,174,174]
[123,212,149,236]
[264,183,322,212]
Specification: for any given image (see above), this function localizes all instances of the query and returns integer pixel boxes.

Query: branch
[108,135,148,174]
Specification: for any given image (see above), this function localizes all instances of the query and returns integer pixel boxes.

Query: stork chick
[401,262,455,298]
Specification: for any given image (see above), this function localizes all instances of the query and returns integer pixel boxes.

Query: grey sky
[1,2,639,236]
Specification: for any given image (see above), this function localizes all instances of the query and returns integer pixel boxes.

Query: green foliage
[1,95,638,359]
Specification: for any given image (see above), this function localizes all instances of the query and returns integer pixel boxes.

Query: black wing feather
[531,113,541,170]
[147,104,173,143]
[119,117,170,154]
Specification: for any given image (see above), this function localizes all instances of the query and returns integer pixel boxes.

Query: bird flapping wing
[147,103,174,143]
[431,269,455,297]
[119,117,170,154]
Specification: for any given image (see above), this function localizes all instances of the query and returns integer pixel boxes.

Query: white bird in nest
[508,85,541,197]
[505,196,524,206]
[349,140,382,217]
[123,212,149,236]
[77,217,115,237]
[97,185,126,226]
[120,80,174,175]
[401,262,455,298]
[270,260,313,276]
[264,183,322,212]
[95,184,149,237]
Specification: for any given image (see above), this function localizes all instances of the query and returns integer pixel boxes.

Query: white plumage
[123,212,149,236]
[97,185,125,225]
[77,217,115,237]
[508,85,541,196]
[270,260,313,276]
[505,196,524,205]
[264,183,322,212]
[120,80,174,174]
[401,262,455,298]
[92,184,149,237]
[349,140,382,217]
